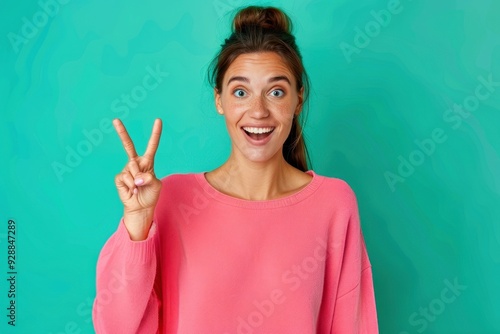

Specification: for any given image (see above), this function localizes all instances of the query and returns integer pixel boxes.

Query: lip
[241,127,275,146]
[241,125,276,128]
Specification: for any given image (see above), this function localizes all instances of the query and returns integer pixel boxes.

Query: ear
[214,87,223,114]
[295,86,304,117]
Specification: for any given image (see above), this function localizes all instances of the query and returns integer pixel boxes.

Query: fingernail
[133,188,138,195]
[134,178,144,186]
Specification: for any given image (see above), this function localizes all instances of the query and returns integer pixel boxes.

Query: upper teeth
[243,127,274,134]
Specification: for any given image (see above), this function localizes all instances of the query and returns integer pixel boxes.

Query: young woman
[92,5,378,333]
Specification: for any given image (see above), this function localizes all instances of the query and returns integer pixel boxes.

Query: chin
[241,148,282,164]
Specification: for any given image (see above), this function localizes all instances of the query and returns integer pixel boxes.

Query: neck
[215,150,297,201]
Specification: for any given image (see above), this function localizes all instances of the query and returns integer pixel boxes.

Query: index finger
[144,118,163,160]
[113,118,138,160]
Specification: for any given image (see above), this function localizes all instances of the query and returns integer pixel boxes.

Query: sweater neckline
[194,169,323,209]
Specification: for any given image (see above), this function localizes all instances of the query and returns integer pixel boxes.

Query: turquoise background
[1,0,499,333]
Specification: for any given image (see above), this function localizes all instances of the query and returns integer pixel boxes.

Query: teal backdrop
[1,0,499,333]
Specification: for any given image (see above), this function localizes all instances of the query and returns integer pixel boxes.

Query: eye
[233,89,246,98]
[270,89,285,97]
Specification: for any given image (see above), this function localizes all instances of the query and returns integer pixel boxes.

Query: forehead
[224,52,294,84]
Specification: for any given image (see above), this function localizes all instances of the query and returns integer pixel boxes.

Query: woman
[92,5,378,333]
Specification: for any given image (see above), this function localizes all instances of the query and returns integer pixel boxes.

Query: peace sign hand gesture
[113,118,163,240]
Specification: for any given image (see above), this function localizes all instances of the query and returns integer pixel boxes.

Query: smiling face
[215,51,304,165]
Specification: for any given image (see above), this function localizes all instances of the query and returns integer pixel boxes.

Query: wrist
[123,210,155,241]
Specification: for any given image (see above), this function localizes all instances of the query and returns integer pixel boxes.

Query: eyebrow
[226,75,291,86]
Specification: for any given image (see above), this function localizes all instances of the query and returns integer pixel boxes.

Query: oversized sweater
[92,170,379,333]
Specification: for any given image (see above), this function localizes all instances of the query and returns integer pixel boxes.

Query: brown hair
[208,5,312,171]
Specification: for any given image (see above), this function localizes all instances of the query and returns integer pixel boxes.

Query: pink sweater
[92,170,378,333]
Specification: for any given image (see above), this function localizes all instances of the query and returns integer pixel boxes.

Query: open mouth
[242,126,275,141]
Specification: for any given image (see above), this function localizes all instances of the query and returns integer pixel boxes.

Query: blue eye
[233,89,246,97]
[271,89,285,97]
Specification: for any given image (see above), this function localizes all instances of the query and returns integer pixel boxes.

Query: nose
[248,94,270,118]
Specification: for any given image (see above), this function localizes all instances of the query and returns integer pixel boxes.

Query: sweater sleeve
[92,217,161,334]
[330,186,379,333]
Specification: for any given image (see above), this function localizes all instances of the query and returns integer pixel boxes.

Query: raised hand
[113,118,163,240]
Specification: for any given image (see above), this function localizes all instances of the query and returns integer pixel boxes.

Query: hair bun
[233,6,292,34]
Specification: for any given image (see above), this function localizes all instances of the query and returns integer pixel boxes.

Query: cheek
[276,104,296,122]
[222,107,243,131]
[223,101,246,120]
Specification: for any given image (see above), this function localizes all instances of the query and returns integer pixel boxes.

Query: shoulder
[159,172,195,183]
[155,172,204,209]
[158,172,199,191]
[313,171,358,209]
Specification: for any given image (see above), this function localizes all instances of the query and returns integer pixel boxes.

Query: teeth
[243,127,274,134]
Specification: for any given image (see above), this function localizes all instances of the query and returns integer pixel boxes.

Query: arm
[93,118,163,332]
[92,217,161,334]
[330,187,378,333]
